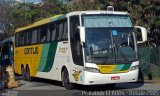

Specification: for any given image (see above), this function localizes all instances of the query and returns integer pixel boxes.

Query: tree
[6,0,160,45]
[12,0,69,28]
[42,0,68,14]
[67,0,101,11]
[12,2,40,28]
[0,0,15,41]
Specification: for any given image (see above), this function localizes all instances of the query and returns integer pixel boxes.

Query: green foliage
[12,0,69,28]
[12,0,160,30]
[0,0,16,40]
[67,0,100,11]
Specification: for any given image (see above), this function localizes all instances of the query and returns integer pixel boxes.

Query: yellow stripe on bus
[97,65,117,74]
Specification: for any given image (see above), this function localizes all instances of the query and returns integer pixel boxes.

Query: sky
[16,0,42,3]
[25,0,41,3]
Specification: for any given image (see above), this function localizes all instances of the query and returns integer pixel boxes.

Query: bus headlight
[130,65,139,71]
[84,67,100,73]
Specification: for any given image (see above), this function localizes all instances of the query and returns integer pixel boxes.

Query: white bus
[14,10,147,89]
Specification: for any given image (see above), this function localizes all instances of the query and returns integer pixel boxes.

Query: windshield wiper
[114,59,132,64]
[90,55,109,59]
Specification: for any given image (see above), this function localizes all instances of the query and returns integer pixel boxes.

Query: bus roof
[66,10,129,17]
[15,10,129,33]
[15,14,64,33]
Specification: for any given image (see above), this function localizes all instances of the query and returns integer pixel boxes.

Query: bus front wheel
[62,69,74,90]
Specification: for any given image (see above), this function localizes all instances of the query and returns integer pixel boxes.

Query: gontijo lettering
[24,47,39,54]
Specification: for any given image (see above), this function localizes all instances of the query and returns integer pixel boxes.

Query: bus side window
[26,31,29,45]
[56,19,68,41]
[49,23,56,42]
[40,25,47,43]
[57,21,63,41]
[19,33,22,46]
[26,31,32,45]
[55,22,59,41]
[22,32,25,46]
[31,29,38,44]
[47,25,51,42]
[15,33,19,47]
[62,19,68,40]
[23,31,27,45]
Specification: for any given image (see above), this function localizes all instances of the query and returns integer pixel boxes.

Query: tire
[21,66,26,80]
[62,69,74,90]
[25,66,31,81]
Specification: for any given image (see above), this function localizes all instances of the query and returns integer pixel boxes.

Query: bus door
[70,15,84,83]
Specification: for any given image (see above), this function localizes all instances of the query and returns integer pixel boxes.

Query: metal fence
[138,46,160,79]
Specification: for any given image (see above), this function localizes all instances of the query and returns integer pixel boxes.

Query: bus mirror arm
[78,26,86,44]
[81,42,85,48]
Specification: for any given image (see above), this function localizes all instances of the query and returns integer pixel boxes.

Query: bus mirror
[78,26,85,43]
[134,26,147,44]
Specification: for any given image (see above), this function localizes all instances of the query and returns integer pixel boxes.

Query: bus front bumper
[83,69,138,85]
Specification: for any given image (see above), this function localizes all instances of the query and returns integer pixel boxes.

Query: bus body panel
[35,41,72,81]
[34,41,78,84]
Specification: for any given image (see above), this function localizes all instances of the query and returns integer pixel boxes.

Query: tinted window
[70,16,83,66]
[15,18,68,46]
[49,19,68,42]
[40,25,47,43]
[49,23,57,41]
[31,29,38,44]
[15,33,19,46]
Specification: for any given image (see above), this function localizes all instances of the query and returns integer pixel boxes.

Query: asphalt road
[1,77,160,96]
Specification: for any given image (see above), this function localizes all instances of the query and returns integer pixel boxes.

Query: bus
[14,10,147,89]
[0,37,14,68]
[0,37,14,89]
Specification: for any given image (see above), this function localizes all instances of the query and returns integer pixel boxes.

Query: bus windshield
[82,14,133,28]
[82,15,137,64]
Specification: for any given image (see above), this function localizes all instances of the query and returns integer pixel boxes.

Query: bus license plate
[111,76,120,80]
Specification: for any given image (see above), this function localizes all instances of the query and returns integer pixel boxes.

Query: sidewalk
[138,79,160,84]
[144,79,160,84]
